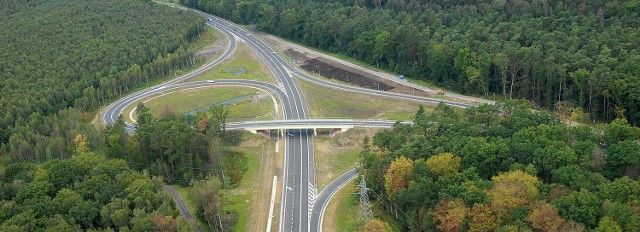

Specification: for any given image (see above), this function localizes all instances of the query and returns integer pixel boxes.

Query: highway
[198,14,471,232]
[102,6,485,232]
[206,18,315,232]
[226,119,413,131]
[196,16,479,231]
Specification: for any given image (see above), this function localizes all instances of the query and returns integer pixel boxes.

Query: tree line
[359,102,640,231]
[180,0,640,125]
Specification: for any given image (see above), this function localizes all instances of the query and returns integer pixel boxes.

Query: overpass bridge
[225,119,413,136]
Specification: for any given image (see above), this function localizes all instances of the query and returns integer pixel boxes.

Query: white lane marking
[266,175,278,232]
[129,107,137,123]
[318,171,358,232]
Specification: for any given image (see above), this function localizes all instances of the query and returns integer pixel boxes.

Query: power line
[358,175,373,220]
[366,187,427,232]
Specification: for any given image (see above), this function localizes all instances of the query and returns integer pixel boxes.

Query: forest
[0,0,204,149]
[0,0,241,230]
[106,104,247,188]
[1,103,244,230]
[359,101,640,231]
[0,152,199,231]
[180,0,640,125]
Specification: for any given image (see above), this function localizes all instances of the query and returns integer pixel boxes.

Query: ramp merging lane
[207,16,315,232]
[101,21,238,127]
[102,6,485,232]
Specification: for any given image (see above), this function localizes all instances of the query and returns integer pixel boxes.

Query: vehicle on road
[206,80,215,83]
[207,18,212,22]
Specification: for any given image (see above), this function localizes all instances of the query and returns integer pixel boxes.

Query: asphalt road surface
[103,6,484,232]
[164,185,205,232]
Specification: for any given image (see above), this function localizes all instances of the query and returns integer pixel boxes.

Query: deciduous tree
[426,153,461,179]
[384,156,414,197]
[526,202,565,232]
[432,198,467,232]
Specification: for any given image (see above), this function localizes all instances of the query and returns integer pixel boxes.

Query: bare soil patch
[195,37,226,61]
[267,37,432,97]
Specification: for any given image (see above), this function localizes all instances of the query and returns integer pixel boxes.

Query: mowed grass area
[314,137,359,190]
[122,87,275,124]
[187,43,278,84]
[300,80,430,121]
[314,128,379,190]
[322,178,359,232]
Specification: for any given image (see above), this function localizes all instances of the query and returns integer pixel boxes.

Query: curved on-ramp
[103,5,492,231]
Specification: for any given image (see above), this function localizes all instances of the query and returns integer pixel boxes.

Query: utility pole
[358,175,373,220]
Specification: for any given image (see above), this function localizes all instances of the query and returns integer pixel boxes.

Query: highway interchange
[102,6,486,232]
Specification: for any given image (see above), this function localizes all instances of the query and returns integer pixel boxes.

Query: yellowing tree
[489,180,530,211]
[384,156,414,197]
[595,216,623,232]
[468,203,501,232]
[488,170,540,210]
[426,152,462,179]
[73,133,89,155]
[468,170,542,229]
[432,198,468,232]
[526,202,565,232]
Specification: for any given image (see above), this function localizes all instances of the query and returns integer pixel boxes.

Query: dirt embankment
[265,36,433,98]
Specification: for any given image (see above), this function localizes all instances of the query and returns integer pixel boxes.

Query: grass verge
[223,132,278,232]
[300,80,429,121]
[314,128,379,190]
[262,34,490,104]
[122,86,275,124]
[187,43,278,84]
[322,178,359,232]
